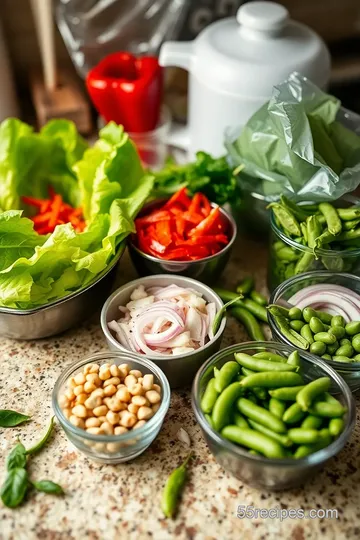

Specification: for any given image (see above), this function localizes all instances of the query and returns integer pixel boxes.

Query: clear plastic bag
[56,0,190,77]
[226,72,360,203]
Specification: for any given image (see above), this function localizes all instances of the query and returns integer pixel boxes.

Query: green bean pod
[328,418,345,437]
[248,420,292,447]
[301,415,323,430]
[235,353,298,373]
[283,403,306,424]
[241,372,304,389]
[230,307,265,342]
[214,362,240,393]
[308,401,346,418]
[221,426,286,459]
[296,377,331,411]
[237,398,287,433]
[269,385,305,401]
[212,383,244,431]
[269,397,286,419]
[253,352,287,363]
[288,428,320,445]
[200,378,220,414]
[236,277,254,295]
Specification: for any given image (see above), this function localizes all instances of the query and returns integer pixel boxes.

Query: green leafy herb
[150,152,240,206]
[6,442,27,470]
[31,480,64,495]
[212,295,243,336]
[26,416,55,455]
[0,467,29,508]
[0,409,31,427]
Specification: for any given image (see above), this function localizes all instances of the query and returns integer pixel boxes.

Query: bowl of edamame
[268,195,360,291]
[268,271,360,392]
[192,341,355,490]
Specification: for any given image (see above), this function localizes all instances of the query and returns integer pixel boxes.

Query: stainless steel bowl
[0,245,126,340]
[128,200,237,284]
[101,274,226,388]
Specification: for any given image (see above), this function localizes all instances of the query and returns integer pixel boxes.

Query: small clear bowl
[192,341,355,491]
[52,351,170,464]
[128,200,237,284]
[268,271,360,393]
[268,195,360,291]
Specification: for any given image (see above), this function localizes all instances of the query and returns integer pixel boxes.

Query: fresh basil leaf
[32,480,64,495]
[0,410,31,428]
[212,295,243,336]
[25,416,55,455]
[6,442,27,471]
[0,467,29,508]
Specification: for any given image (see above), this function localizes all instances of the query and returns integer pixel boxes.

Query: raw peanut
[65,389,75,401]
[106,411,120,425]
[84,381,97,394]
[118,363,130,378]
[91,388,104,399]
[132,395,148,407]
[152,403,160,414]
[99,365,111,380]
[72,404,88,418]
[104,377,121,387]
[58,394,70,408]
[124,374,137,388]
[107,442,122,453]
[86,409,95,417]
[89,364,100,373]
[133,420,146,430]
[129,369,142,379]
[76,393,88,405]
[83,364,93,375]
[97,416,107,423]
[116,387,131,402]
[119,410,137,428]
[93,405,108,417]
[104,384,117,397]
[68,377,77,390]
[85,417,101,428]
[93,443,107,452]
[108,399,125,412]
[153,384,161,394]
[63,408,71,419]
[86,427,103,435]
[100,421,114,435]
[128,383,144,396]
[84,395,102,410]
[74,372,86,385]
[74,385,85,396]
[145,390,161,404]
[103,397,113,408]
[110,364,121,377]
[137,406,153,421]
[86,373,102,386]
[69,415,85,429]
[114,426,128,435]
[142,374,154,391]
[137,377,143,385]
[128,403,139,415]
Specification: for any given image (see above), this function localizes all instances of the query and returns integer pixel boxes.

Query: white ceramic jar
[160,1,331,158]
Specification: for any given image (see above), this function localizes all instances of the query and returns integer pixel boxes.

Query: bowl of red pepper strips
[128,188,237,283]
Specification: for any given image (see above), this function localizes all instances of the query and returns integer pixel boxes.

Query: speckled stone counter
[1,235,359,540]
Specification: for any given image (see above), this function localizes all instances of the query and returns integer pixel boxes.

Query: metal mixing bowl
[101,274,226,388]
[127,200,237,284]
[0,244,126,340]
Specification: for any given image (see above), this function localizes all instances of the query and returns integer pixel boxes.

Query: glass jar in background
[268,195,360,292]
[56,0,191,78]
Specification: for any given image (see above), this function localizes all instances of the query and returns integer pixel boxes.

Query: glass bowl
[268,195,360,291]
[268,271,360,393]
[53,351,170,464]
[192,341,355,491]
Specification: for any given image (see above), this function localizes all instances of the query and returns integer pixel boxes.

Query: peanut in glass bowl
[52,351,170,464]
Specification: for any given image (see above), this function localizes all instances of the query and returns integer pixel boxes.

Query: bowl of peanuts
[52,351,170,463]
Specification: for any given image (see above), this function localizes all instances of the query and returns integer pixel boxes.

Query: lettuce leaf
[0,120,153,308]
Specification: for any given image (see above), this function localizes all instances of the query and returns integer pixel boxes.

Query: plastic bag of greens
[225,72,360,203]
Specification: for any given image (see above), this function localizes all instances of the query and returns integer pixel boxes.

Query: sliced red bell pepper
[164,187,191,210]
[188,207,221,237]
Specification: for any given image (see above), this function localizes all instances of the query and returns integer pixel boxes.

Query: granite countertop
[1,235,359,540]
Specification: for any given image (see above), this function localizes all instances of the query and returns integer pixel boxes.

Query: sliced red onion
[289,285,360,322]
[108,320,138,352]
[144,323,183,346]
[151,316,167,334]
[185,306,202,341]
[199,316,208,348]
[206,303,217,339]
[154,285,202,300]
[158,331,192,349]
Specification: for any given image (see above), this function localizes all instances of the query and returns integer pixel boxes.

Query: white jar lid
[192,1,330,97]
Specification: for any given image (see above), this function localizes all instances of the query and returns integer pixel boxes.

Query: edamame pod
[345,321,360,336]
[352,334,360,353]
[288,307,302,320]
[309,317,325,334]
[300,324,314,345]
[335,344,354,357]
[310,341,326,356]
[296,377,331,411]
[234,353,298,373]
[290,320,305,332]
[241,372,304,389]
[331,315,345,327]
[201,378,220,414]
[237,398,287,433]
[214,361,240,393]
[269,386,305,401]
[221,426,286,459]
[314,332,337,345]
[212,383,244,431]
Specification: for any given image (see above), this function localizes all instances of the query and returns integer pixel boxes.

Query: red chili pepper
[86,52,163,133]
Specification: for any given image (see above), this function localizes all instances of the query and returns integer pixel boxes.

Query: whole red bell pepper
[86,52,163,133]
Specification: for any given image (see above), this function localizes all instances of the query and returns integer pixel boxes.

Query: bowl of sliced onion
[100,275,226,388]
[268,271,360,392]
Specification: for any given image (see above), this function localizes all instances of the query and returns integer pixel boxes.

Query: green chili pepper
[161,453,192,519]
[230,307,265,342]
[250,290,267,306]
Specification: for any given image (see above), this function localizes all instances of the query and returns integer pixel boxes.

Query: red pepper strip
[164,187,191,210]
[188,192,202,215]
[175,217,186,237]
[175,234,228,247]
[154,220,172,247]
[32,212,53,224]
[181,211,204,225]
[21,196,44,208]
[48,194,62,229]
[163,245,210,261]
[135,210,171,227]
[188,207,221,237]
[40,200,51,213]
[199,193,211,216]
